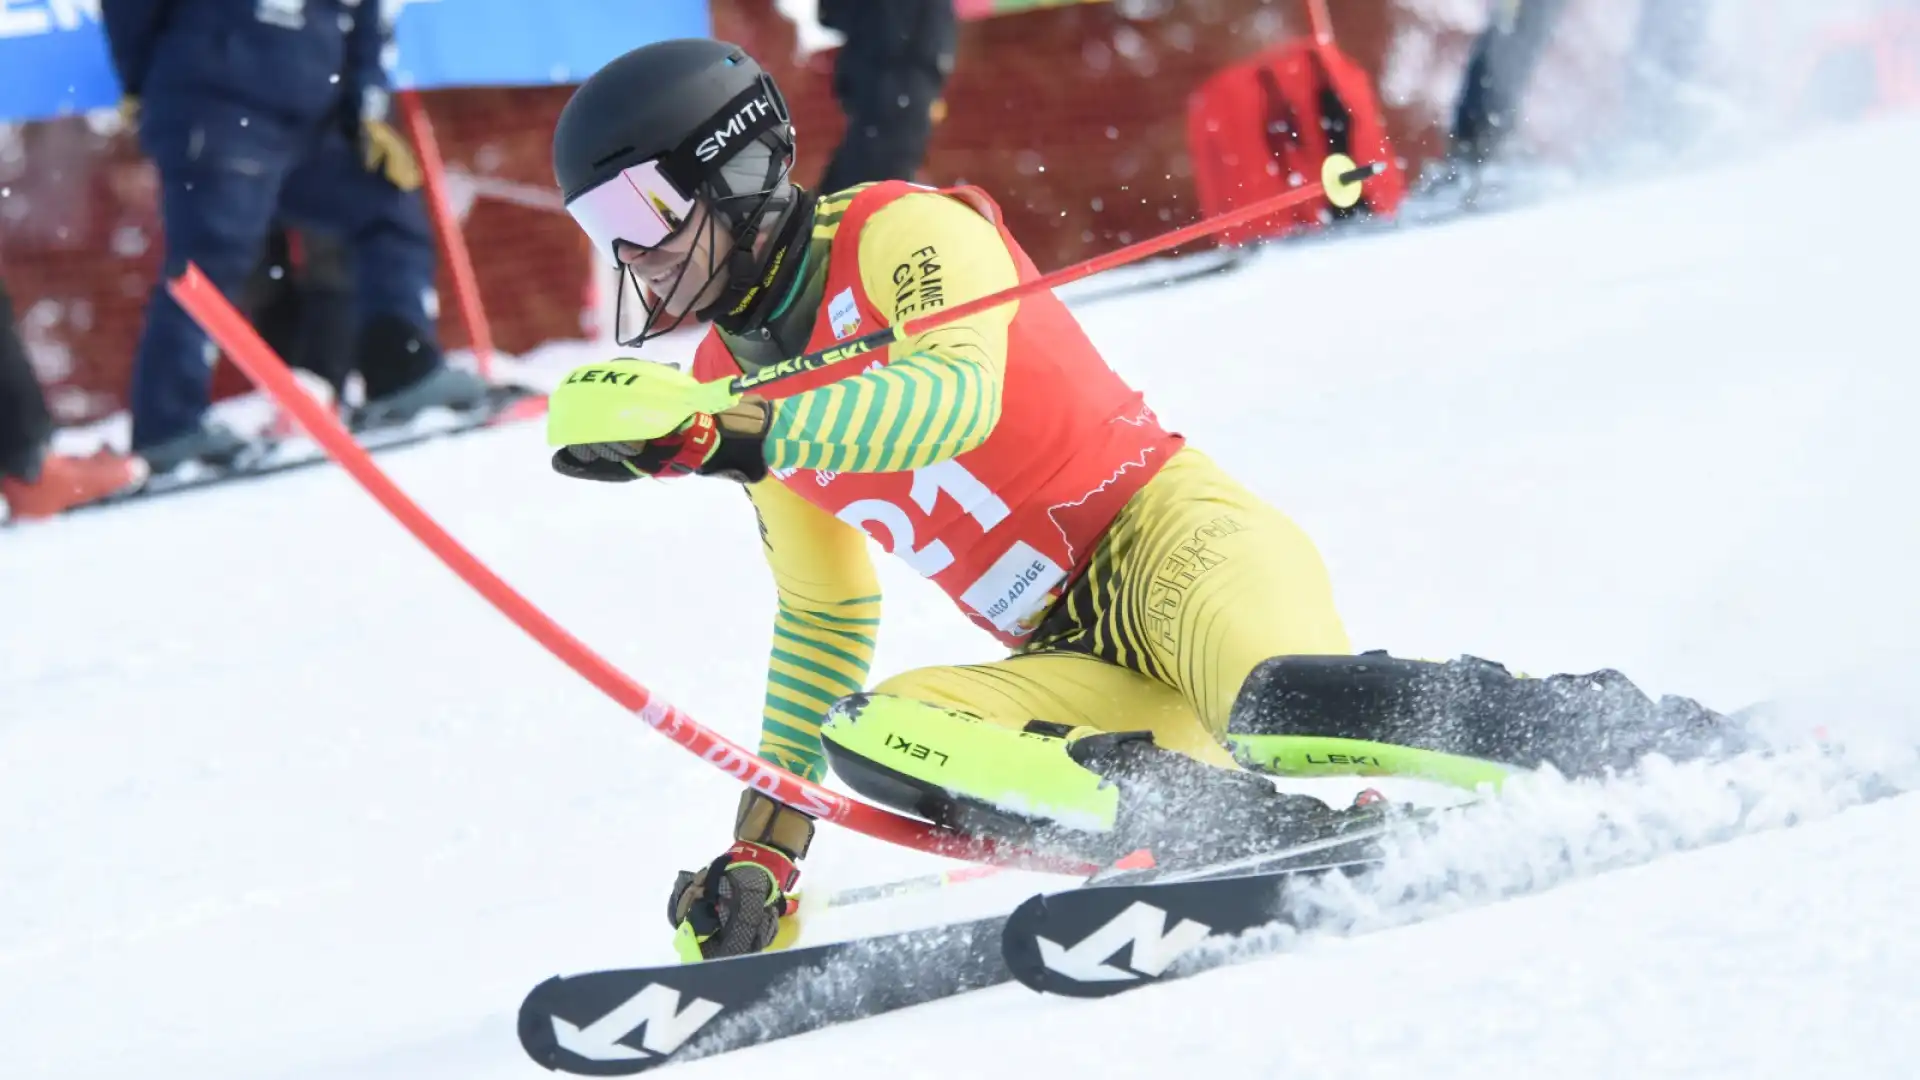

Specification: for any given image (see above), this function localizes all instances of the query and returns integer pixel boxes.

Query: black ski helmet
[553,39,797,345]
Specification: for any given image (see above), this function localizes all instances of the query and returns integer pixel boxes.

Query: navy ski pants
[129,94,438,449]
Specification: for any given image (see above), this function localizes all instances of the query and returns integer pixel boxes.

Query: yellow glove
[667,790,816,961]
[360,118,422,192]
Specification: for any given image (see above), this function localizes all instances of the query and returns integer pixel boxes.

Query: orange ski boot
[2,449,150,520]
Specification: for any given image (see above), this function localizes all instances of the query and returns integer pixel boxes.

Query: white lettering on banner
[0,0,99,39]
[959,541,1066,635]
[834,459,1011,579]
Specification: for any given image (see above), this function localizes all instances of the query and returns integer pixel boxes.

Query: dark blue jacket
[101,0,391,125]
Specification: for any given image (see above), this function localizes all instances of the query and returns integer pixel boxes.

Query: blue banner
[388,0,711,91]
[0,0,711,123]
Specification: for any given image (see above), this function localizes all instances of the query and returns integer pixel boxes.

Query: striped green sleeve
[758,594,880,782]
[745,481,882,783]
[763,345,1003,475]
[762,189,1021,476]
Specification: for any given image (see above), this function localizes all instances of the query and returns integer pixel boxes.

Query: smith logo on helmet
[697,95,776,162]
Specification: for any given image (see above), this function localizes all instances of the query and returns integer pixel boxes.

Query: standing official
[103,0,486,473]
[816,0,957,192]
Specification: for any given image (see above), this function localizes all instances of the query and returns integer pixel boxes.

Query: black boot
[349,315,488,431]
[1066,730,1376,868]
[1228,652,1757,779]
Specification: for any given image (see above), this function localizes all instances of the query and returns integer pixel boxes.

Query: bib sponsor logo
[960,541,1066,636]
[828,287,862,340]
[890,245,945,319]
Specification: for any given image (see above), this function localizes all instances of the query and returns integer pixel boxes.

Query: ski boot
[1,446,148,520]
[1227,652,1759,782]
[1061,727,1388,869]
[134,421,256,475]
[348,315,491,432]
[818,693,1380,870]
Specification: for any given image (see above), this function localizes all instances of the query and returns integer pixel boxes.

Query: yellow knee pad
[820,693,1122,836]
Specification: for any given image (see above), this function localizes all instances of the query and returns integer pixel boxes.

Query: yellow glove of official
[360,118,423,192]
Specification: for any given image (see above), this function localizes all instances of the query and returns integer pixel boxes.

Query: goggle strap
[658,79,793,195]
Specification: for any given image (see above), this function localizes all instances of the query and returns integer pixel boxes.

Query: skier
[545,38,1752,961]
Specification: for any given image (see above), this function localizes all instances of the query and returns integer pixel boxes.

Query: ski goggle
[565,158,699,261]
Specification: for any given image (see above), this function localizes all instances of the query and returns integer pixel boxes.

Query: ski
[1000,853,1368,998]
[1057,247,1252,307]
[518,912,1011,1075]
[1001,806,1465,998]
[516,809,1468,1073]
[43,383,546,520]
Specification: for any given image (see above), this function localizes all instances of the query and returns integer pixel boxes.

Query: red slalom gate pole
[733,158,1381,396]
[399,89,498,381]
[919,161,1374,324]
[1304,0,1335,45]
[166,264,1092,878]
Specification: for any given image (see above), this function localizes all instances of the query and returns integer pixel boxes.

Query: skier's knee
[818,692,1120,842]
[820,691,1346,865]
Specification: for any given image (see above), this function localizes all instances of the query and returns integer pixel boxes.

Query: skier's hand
[552,398,771,485]
[667,791,816,961]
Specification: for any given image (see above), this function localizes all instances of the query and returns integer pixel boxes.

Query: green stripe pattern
[763,346,1004,475]
[758,594,881,781]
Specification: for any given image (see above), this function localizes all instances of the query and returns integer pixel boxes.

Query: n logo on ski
[518,913,1012,1075]
[521,974,727,1075]
[1033,900,1213,987]
[543,982,723,1069]
[1001,865,1351,998]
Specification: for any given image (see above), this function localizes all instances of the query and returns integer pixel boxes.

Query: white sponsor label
[960,541,1065,636]
[828,287,861,340]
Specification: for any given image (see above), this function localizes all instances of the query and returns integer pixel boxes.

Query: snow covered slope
[5,115,1919,1079]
